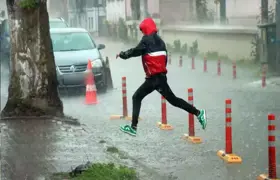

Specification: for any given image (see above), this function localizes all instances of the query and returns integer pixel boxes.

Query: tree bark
[1,0,63,117]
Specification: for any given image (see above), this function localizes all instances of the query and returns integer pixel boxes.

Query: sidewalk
[0,118,166,180]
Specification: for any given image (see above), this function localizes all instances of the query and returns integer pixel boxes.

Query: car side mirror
[97,44,105,50]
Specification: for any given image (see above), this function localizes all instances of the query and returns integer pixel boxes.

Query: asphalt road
[0,38,280,180]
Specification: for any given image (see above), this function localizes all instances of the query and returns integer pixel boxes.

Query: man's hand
[118,51,128,59]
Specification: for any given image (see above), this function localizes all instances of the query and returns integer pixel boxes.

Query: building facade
[106,0,126,22]
[106,0,160,23]
[48,0,69,21]
[208,0,276,26]
[67,0,106,35]
[0,0,7,22]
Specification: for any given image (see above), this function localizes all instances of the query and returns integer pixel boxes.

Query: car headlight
[91,59,103,68]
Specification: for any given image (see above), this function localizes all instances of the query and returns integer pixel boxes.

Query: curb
[0,115,81,126]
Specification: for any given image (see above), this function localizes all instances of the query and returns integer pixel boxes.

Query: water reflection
[1,119,58,179]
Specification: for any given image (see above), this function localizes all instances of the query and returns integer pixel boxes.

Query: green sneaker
[197,109,207,130]
[120,125,137,136]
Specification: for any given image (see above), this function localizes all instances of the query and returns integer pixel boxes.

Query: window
[87,0,94,7]
[2,20,9,35]
[69,0,76,10]
[91,17,94,29]
[50,32,96,52]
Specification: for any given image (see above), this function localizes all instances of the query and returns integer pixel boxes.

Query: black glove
[119,51,128,59]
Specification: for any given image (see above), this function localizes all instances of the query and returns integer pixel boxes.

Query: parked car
[0,19,9,59]
[0,17,68,67]
[50,28,107,91]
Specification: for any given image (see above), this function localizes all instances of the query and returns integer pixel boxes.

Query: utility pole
[219,0,226,24]
[276,0,280,70]
[261,0,268,23]
[259,0,269,66]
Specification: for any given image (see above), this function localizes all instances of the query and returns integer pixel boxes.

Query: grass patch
[50,163,138,180]
[106,146,119,153]
[99,140,106,144]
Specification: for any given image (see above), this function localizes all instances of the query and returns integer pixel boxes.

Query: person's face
[140,28,144,35]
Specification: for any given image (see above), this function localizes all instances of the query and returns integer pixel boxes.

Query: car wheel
[98,83,107,93]
[97,68,108,93]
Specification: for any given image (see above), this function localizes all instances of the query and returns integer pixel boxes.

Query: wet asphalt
[1,38,280,180]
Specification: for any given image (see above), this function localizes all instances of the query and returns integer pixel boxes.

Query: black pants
[131,73,200,128]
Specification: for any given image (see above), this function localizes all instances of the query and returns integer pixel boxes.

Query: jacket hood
[139,18,157,35]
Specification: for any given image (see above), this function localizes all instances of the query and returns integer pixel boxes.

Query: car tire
[97,68,108,93]
[98,83,107,93]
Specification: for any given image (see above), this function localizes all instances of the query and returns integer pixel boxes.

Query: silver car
[50,28,107,91]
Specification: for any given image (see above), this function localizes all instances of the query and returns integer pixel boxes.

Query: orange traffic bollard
[233,61,237,79]
[179,56,183,67]
[157,96,173,130]
[262,64,267,88]
[182,88,202,143]
[191,57,195,69]
[203,57,207,72]
[257,114,279,180]
[110,77,141,121]
[168,53,172,65]
[217,99,242,163]
[217,59,221,76]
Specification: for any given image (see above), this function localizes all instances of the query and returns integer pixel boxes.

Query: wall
[125,0,159,19]
[147,0,159,17]
[125,0,131,18]
[106,0,126,22]
[159,0,194,24]
[68,7,102,33]
[208,0,276,26]
[48,0,68,20]
[161,25,258,60]
[0,0,8,20]
[86,8,99,32]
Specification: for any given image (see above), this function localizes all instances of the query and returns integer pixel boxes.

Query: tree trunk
[1,0,63,117]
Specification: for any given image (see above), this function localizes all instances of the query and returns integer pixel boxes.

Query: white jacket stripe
[148,51,167,56]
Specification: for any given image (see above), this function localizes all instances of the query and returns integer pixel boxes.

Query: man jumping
[118,18,207,136]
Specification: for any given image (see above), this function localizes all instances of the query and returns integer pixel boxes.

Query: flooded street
[1,38,279,180]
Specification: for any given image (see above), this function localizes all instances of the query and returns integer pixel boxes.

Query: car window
[49,21,68,28]
[4,21,9,33]
[1,20,9,35]
[0,22,3,35]
[50,32,96,52]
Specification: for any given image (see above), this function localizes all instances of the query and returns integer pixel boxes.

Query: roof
[50,28,88,33]
[49,17,65,22]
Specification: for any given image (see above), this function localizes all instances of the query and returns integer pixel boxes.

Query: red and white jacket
[119,18,168,77]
